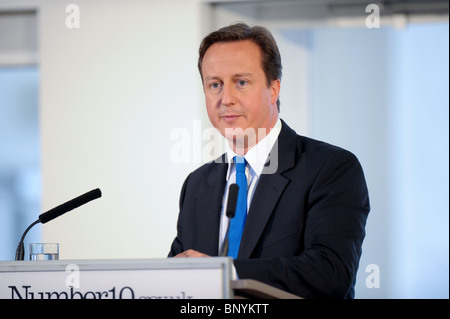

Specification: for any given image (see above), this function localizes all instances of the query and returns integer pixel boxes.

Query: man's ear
[270,79,281,105]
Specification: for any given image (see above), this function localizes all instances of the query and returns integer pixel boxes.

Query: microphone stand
[220,218,232,257]
[15,219,41,261]
[220,184,239,257]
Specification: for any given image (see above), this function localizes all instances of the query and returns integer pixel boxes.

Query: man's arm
[167,173,190,257]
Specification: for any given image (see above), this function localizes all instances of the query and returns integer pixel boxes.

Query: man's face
[201,40,280,153]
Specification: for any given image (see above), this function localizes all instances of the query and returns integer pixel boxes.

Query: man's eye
[237,80,248,86]
[210,82,221,89]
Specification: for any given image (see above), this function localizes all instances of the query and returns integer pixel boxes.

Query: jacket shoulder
[280,120,360,165]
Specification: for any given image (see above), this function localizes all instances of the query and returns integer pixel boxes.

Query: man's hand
[174,249,210,258]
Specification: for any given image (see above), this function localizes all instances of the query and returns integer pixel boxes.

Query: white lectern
[0,258,301,299]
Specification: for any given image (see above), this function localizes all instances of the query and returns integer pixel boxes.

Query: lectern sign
[0,258,233,299]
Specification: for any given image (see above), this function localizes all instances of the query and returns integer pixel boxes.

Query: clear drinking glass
[29,243,59,260]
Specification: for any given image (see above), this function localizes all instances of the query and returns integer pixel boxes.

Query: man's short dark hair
[198,22,282,111]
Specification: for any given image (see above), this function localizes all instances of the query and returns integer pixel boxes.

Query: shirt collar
[225,118,282,180]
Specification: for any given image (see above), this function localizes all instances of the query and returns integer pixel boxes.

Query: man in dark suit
[168,23,370,299]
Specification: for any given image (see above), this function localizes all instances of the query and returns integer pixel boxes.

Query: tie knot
[234,156,246,173]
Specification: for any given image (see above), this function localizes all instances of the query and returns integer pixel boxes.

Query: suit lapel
[197,156,228,256]
[238,120,298,258]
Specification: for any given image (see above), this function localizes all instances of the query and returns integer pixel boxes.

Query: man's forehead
[201,41,263,78]
[206,39,258,51]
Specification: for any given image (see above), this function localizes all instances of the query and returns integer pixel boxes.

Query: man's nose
[221,84,236,106]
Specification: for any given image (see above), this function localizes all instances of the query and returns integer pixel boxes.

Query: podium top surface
[0,257,233,272]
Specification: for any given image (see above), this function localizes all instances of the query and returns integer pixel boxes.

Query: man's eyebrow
[232,73,254,79]
[204,73,255,81]
[204,75,221,82]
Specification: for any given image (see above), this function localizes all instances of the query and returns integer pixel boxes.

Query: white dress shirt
[218,118,282,252]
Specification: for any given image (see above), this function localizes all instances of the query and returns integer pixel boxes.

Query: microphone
[225,184,239,219]
[38,188,102,224]
[220,184,239,257]
[15,188,102,261]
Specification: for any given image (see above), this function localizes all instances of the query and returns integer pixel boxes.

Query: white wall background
[39,0,205,259]
[1,0,448,299]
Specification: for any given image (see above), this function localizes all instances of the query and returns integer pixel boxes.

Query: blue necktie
[227,156,247,259]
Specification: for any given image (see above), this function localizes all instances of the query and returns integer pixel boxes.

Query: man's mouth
[220,114,242,122]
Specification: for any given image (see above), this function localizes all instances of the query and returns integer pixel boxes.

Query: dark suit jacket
[168,120,370,298]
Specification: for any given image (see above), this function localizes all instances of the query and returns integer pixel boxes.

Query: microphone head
[226,184,239,219]
[39,188,102,224]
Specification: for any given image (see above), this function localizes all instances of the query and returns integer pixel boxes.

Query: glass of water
[29,243,59,260]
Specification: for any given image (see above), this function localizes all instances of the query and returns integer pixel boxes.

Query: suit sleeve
[234,150,370,299]
[167,173,190,257]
